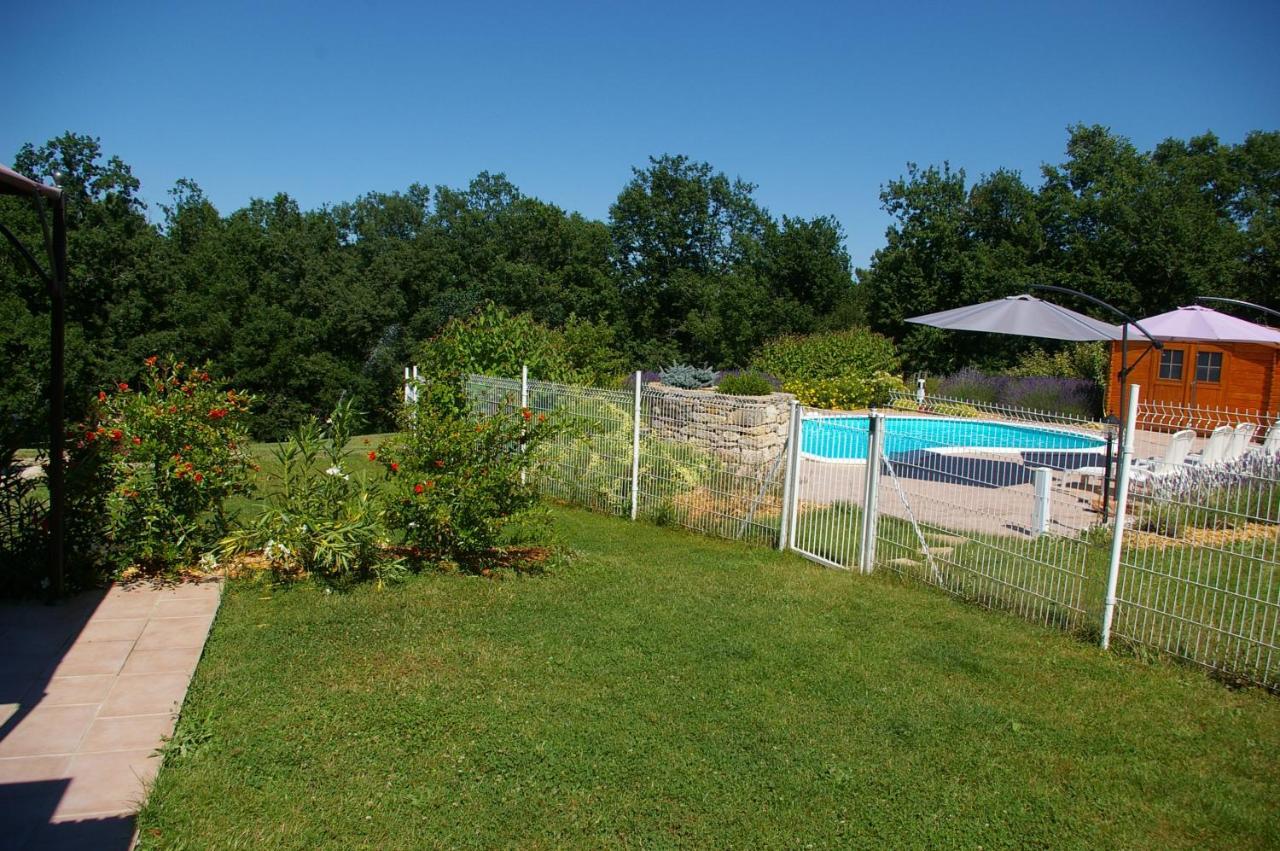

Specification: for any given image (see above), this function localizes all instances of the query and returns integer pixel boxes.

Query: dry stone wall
[643,384,795,467]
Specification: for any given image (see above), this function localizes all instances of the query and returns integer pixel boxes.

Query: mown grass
[137,507,1280,849]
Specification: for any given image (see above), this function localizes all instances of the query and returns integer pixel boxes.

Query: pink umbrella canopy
[1124,305,1280,344]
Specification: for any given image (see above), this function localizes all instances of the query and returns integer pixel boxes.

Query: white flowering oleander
[199,552,218,571]
[325,466,350,480]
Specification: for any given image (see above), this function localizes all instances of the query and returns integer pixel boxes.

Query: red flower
[434,459,444,468]
[109,429,123,442]
[85,430,96,442]
[200,372,210,382]
[97,391,107,402]
[117,382,129,392]
[414,483,424,494]
[193,472,204,483]
[132,436,142,445]
[208,408,227,420]
[389,462,399,473]
[144,356,158,367]
[368,451,377,461]
[521,408,532,421]
[538,413,546,423]
[425,480,434,489]
[168,406,177,414]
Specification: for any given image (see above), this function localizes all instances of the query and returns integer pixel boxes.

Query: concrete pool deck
[0,579,221,850]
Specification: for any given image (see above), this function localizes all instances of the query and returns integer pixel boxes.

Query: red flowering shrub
[378,378,556,569]
[79,356,254,574]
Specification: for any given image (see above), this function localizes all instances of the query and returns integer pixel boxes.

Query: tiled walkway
[0,580,221,850]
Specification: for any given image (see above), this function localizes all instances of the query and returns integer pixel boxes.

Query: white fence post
[1031,467,1052,535]
[858,411,883,574]
[403,365,419,405]
[778,400,800,550]
[1101,383,1141,650]
[520,364,529,485]
[630,370,642,521]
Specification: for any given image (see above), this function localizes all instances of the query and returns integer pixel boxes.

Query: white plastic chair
[1226,423,1257,461]
[1186,425,1234,467]
[1072,428,1195,491]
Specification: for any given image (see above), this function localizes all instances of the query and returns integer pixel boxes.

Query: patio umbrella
[1122,305,1280,345]
[906,294,1123,341]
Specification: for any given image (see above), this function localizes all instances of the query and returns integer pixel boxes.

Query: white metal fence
[441,369,1280,691]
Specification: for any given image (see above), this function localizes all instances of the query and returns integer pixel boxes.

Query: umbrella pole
[1113,324,1128,513]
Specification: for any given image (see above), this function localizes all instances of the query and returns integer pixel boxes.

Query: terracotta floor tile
[153,595,220,619]
[33,675,116,707]
[94,591,158,620]
[134,616,215,651]
[77,618,147,643]
[98,673,191,718]
[55,748,160,817]
[26,813,138,851]
[0,704,97,758]
[118,646,203,677]
[51,640,134,678]
[0,753,72,783]
[78,714,175,754]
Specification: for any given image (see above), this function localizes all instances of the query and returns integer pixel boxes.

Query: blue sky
[5,0,1278,268]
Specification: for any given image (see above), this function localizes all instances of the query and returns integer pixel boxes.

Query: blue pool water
[802,416,1107,461]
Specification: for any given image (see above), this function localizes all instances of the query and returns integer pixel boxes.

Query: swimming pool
[801,415,1107,462]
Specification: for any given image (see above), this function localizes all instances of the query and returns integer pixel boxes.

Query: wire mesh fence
[838,405,1101,630]
[464,374,790,544]
[457,370,1279,689]
[1114,442,1280,689]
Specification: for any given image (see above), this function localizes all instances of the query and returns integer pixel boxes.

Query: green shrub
[716,371,774,396]
[219,399,403,585]
[418,302,624,387]
[783,372,906,410]
[1,447,49,596]
[1009,342,1109,387]
[85,357,255,576]
[379,378,558,570]
[889,397,921,412]
[751,328,899,382]
[659,364,716,389]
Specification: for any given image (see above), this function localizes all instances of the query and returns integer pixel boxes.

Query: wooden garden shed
[1105,306,1280,416]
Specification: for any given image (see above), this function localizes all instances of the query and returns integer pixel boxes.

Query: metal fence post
[520,364,529,485]
[859,411,883,574]
[787,403,804,550]
[630,370,642,521]
[1100,384,1141,650]
[778,400,800,550]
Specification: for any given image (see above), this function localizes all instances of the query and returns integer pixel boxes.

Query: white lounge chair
[1256,422,1280,457]
[1186,425,1234,467]
[1131,429,1196,483]
[1226,422,1257,461]
[1071,428,1195,491]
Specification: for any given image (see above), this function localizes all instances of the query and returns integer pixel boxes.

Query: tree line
[2,124,1276,443]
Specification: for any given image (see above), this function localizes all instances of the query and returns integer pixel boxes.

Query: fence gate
[787,407,871,571]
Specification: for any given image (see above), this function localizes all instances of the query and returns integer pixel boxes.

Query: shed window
[1195,351,1223,383]
[1158,349,1184,381]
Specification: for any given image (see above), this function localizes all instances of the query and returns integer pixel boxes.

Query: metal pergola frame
[1,164,68,597]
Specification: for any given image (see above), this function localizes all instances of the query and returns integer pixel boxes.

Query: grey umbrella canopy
[906,294,1123,342]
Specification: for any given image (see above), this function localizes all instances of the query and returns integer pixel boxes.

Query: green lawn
[137,507,1279,849]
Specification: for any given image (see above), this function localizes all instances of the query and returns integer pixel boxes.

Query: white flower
[325,466,350,480]
[199,552,219,571]
[263,539,292,561]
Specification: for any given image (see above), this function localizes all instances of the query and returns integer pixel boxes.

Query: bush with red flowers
[80,356,254,575]
[378,377,556,570]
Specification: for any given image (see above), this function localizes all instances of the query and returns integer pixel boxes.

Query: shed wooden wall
[1106,341,1280,419]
